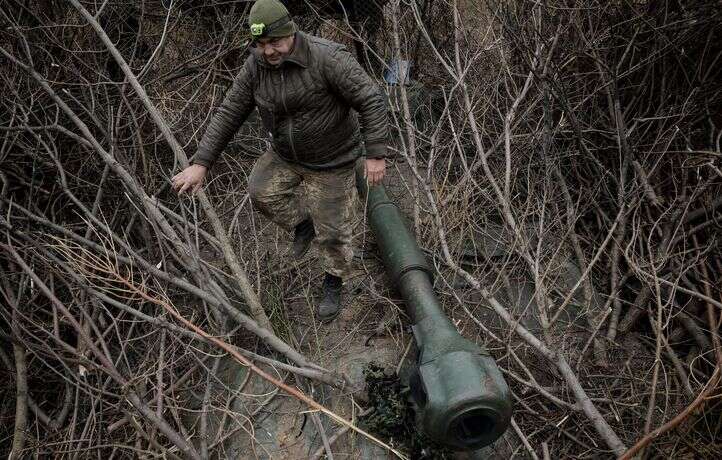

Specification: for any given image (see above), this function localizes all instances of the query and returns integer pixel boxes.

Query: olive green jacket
[193,32,389,170]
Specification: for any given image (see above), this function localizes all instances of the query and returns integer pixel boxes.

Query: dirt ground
[192,149,522,459]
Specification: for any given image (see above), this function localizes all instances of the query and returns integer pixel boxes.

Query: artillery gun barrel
[356,166,512,450]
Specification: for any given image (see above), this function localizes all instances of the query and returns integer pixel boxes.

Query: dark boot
[318,273,343,322]
[292,218,315,259]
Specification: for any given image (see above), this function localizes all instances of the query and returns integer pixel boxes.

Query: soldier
[172,0,389,322]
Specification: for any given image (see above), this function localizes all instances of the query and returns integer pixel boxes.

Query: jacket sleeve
[322,46,390,159]
[192,56,256,169]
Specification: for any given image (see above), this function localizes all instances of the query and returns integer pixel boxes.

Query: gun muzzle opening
[448,408,499,447]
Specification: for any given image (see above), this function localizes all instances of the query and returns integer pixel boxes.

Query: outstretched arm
[192,56,257,169]
[173,56,256,194]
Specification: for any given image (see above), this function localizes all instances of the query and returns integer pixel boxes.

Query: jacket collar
[251,32,310,69]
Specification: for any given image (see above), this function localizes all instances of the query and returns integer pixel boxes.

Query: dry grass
[1,0,720,458]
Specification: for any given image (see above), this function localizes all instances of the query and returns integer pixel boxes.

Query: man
[172,0,389,322]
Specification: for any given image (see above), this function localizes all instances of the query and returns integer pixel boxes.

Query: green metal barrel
[356,166,512,450]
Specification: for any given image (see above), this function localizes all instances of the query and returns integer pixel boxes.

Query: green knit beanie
[248,0,297,39]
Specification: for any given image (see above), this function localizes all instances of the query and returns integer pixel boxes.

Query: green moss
[360,364,452,459]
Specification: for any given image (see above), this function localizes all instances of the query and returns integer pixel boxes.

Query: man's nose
[264,46,275,57]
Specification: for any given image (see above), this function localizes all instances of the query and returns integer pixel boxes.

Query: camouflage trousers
[248,150,357,279]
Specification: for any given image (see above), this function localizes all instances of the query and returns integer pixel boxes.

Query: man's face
[255,35,294,66]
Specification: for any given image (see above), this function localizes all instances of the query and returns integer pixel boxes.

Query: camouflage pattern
[249,150,357,279]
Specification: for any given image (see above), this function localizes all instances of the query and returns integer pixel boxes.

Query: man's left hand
[365,158,386,186]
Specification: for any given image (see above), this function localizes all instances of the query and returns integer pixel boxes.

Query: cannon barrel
[356,167,512,450]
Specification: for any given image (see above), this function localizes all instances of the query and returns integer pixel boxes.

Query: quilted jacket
[193,32,389,169]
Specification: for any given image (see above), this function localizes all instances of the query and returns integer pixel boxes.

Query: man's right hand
[172,164,208,195]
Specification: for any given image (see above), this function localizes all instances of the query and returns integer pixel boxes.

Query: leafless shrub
[0,0,720,458]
